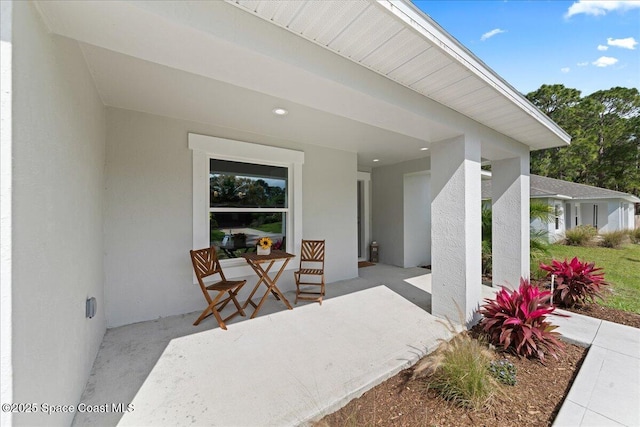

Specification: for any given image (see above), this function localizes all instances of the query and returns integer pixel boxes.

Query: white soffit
[229,0,570,150]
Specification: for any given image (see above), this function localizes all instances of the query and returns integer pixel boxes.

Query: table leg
[265,258,292,307]
[246,259,293,319]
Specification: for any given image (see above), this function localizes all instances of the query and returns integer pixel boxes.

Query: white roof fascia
[532,194,573,201]
[383,0,571,146]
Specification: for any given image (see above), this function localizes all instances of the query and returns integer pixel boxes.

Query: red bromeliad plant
[479,278,566,362]
[539,257,608,308]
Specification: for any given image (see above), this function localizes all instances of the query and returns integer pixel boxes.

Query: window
[593,205,598,228]
[190,133,304,277]
[555,204,560,230]
[209,159,288,259]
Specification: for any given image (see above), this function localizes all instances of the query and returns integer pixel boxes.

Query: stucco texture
[105,108,358,327]
[11,2,106,425]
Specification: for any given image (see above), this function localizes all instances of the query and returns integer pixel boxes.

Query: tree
[526,85,640,197]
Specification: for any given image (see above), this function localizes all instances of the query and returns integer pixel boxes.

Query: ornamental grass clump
[540,257,608,308]
[413,331,499,410]
[600,230,627,248]
[630,228,640,244]
[479,278,565,362]
[564,225,597,246]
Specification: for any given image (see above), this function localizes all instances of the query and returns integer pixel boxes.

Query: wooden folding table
[240,250,295,319]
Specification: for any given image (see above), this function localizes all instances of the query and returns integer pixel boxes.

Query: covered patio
[72,265,487,426]
[2,1,570,426]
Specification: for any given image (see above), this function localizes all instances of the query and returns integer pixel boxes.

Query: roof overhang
[228,0,571,150]
[34,0,570,168]
[531,194,573,201]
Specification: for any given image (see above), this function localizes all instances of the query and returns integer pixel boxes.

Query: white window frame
[189,133,304,278]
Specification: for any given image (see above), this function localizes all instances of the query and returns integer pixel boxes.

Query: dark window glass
[210,159,287,208]
[210,212,286,259]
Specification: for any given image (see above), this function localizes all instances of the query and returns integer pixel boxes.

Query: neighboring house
[0,1,570,425]
[482,175,640,242]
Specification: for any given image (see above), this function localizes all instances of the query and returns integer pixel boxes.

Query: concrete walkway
[552,311,640,427]
[72,265,640,426]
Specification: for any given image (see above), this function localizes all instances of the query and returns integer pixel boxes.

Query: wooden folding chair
[190,246,247,329]
[294,240,326,305]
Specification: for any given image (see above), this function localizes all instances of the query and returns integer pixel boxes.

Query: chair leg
[228,289,246,317]
[194,292,228,329]
[193,304,227,329]
[193,307,212,326]
[295,273,325,305]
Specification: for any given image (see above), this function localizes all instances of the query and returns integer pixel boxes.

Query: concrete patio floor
[72,264,640,426]
[72,265,456,426]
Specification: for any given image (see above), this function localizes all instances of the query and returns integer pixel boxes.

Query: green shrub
[629,228,640,244]
[564,225,597,246]
[600,230,627,248]
[488,359,517,386]
[414,332,499,410]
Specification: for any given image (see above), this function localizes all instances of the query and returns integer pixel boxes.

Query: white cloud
[607,37,638,49]
[597,44,609,51]
[592,56,619,67]
[577,61,589,66]
[561,67,571,73]
[565,1,640,18]
[480,28,506,41]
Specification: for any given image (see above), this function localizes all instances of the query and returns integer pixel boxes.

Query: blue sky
[413,0,640,96]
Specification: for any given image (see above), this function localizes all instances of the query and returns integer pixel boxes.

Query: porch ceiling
[34,0,569,168]
[229,0,570,150]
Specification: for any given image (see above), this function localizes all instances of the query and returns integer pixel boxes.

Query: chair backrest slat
[190,247,226,283]
[299,240,325,269]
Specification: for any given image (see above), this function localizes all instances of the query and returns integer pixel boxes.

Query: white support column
[491,155,530,289]
[431,135,482,325]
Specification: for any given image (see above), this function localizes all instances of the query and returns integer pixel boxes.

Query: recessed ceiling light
[373,159,380,162]
[272,108,288,116]
[420,147,429,151]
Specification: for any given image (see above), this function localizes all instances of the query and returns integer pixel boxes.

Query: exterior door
[357,172,371,261]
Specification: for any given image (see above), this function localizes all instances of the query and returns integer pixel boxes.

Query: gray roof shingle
[481,174,640,203]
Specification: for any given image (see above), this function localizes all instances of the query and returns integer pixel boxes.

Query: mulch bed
[319,341,587,427]
[563,303,640,328]
[320,277,639,426]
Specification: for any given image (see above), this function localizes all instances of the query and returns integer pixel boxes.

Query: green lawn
[254,222,283,233]
[535,243,640,314]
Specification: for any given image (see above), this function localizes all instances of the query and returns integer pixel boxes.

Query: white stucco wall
[11,2,107,425]
[371,157,430,267]
[551,199,566,241]
[606,200,637,232]
[624,203,635,230]
[530,198,565,243]
[431,135,482,323]
[104,108,357,327]
[566,200,635,233]
[580,202,608,232]
[607,201,620,232]
[0,3,13,426]
[403,173,431,267]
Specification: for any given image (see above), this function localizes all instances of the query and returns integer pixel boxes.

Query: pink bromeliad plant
[539,257,608,308]
[479,278,566,362]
